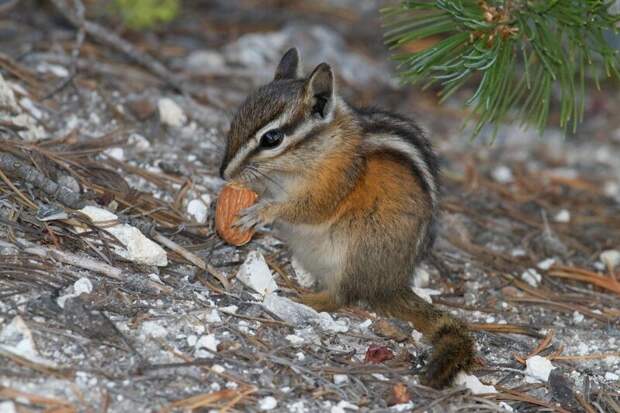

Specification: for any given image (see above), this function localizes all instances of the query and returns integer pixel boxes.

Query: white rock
[372,373,388,381]
[331,401,359,413]
[0,73,18,109]
[391,402,414,412]
[89,112,100,125]
[128,133,151,152]
[140,320,168,338]
[358,319,372,329]
[148,273,163,284]
[226,381,238,389]
[187,335,197,346]
[57,277,94,308]
[263,294,347,332]
[412,287,441,303]
[413,267,430,288]
[333,374,349,385]
[36,63,69,77]
[104,147,124,161]
[604,181,619,198]
[195,334,220,358]
[0,316,55,367]
[13,113,48,141]
[286,334,304,346]
[0,401,16,413]
[296,351,305,361]
[237,251,277,296]
[499,401,514,412]
[521,268,542,288]
[78,206,167,266]
[73,277,93,294]
[525,355,555,383]
[288,401,307,413]
[291,257,316,288]
[411,329,423,343]
[572,311,584,323]
[186,50,226,71]
[259,396,278,411]
[158,97,187,127]
[554,209,571,223]
[187,199,208,223]
[19,97,43,119]
[600,250,620,269]
[219,305,238,314]
[318,312,349,333]
[206,309,221,323]
[537,258,556,270]
[577,342,591,355]
[454,371,497,394]
[212,364,225,374]
[492,166,513,183]
[605,372,619,381]
[263,294,320,325]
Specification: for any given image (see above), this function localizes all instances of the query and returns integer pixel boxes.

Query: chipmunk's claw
[233,203,265,231]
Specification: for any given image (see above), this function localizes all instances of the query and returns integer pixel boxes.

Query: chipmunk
[220,48,474,388]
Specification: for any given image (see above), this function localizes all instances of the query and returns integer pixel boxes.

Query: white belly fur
[276,221,346,291]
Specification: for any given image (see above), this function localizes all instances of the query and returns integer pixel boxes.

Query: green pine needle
[382,0,620,138]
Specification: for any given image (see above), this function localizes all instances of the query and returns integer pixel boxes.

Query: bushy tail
[370,289,474,389]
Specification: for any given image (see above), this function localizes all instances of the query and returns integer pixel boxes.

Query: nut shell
[215,184,258,246]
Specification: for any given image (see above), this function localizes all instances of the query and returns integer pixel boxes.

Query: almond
[215,184,258,246]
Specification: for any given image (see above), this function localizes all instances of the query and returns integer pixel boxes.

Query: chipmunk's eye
[259,129,284,149]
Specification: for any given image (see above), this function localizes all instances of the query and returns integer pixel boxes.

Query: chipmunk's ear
[305,63,334,119]
[274,48,302,80]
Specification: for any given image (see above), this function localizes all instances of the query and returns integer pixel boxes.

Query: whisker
[248,166,288,194]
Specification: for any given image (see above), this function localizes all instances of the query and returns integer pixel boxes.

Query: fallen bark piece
[79,206,167,266]
[17,238,122,279]
[364,345,394,364]
[371,319,409,342]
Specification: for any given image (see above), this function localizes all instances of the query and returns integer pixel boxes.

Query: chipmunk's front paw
[233,202,272,231]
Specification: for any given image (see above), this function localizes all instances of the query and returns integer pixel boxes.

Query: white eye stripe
[223,110,293,178]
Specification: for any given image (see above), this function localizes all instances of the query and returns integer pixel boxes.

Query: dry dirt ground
[0,1,619,412]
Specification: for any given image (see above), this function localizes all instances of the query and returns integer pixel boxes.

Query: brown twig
[15,238,123,280]
[50,0,185,93]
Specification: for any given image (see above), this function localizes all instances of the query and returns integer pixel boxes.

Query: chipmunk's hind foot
[296,291,341,312]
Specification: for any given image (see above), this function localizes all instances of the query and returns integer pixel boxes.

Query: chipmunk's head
[220,48,343,194]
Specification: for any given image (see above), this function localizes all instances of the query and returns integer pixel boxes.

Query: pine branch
[382,0,620,137]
